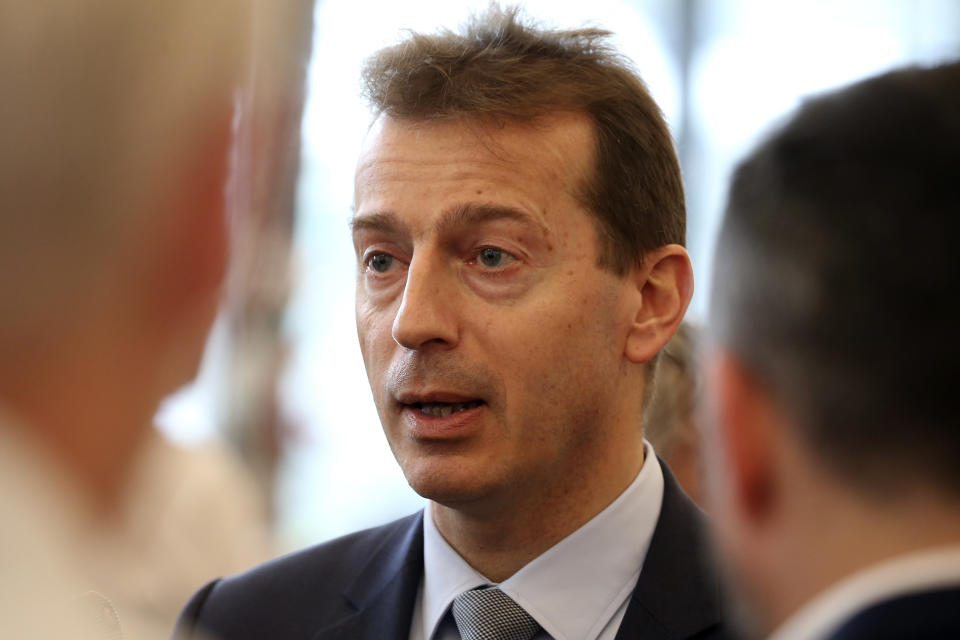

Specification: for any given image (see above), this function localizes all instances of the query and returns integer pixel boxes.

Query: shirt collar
[421,502,489,635]
[421,441,664,640]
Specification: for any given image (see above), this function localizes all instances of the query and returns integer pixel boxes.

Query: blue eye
[368,253,394,273]
[478,247,506,268]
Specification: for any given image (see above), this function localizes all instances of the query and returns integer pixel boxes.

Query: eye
[367,252,396,273]
[477,247,513,268]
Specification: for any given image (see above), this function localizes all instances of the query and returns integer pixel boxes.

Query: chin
[401,457,500,507]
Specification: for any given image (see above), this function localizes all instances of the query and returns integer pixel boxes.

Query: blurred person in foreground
[95,430,274,639]
[644,323,705,507]
[703,61,960,640]
[175,6,730,640]
[0,1,247,637]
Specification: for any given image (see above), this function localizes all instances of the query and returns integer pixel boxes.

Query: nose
[391,252,459,350]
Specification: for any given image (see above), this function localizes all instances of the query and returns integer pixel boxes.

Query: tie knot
[451,587,540,640]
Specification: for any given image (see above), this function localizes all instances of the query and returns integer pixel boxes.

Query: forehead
[353,113,596,225]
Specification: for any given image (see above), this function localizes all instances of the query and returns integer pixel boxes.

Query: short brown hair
[361,5,684,274]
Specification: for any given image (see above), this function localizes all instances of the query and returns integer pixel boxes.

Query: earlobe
[623,244,694,364]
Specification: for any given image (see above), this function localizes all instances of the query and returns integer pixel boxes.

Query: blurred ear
[127,106,236,394]
[707,350,778,523]
[623,244,693,364]
[144,108,234,320]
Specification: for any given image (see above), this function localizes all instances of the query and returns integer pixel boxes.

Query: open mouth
[409,400,484,418]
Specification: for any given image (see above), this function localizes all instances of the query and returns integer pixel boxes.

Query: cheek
[498,299,620,408]
[356,303,394,380]
[541,293,626,409]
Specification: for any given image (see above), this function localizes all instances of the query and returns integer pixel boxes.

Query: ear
[623,244,694,364]
[144,107,234,321]
[132,107,235,393]
[705,349,778,522]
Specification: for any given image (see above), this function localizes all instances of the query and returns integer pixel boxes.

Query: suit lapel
[313,512,425,640]
[615,461,726,640]
[311,463,724,640]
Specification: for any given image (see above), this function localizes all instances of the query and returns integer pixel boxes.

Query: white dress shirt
[409,441,665,640]
[770,546,960,640]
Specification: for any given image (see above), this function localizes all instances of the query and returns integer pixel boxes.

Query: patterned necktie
[451,586,541,640]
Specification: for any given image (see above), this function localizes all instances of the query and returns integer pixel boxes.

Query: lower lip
[402,404,485,440]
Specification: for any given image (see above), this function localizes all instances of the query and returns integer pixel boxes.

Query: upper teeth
[419,402,479,417]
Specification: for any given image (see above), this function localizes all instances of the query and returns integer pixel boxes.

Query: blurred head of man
[0,1,247,511]
[703,61,960,638]
[352,5,692,577]
[644,323,704,506]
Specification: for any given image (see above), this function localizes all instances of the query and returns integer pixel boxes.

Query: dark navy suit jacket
[173,465,730,640]
[825,586,960,640]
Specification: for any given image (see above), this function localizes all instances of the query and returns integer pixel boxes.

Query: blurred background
[155,0,960,553]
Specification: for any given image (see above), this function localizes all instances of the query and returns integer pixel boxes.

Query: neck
[0,335,159,514]
[763,487,960,634]
[432,440,645,582]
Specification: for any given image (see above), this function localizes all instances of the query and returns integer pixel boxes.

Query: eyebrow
[349,202,548,238]
[438,203,547,237]
[350,211,402,236]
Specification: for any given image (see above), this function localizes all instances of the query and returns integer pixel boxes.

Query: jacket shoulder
[618,461,734,640]
[173,511,423,640]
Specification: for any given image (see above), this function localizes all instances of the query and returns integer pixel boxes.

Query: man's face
[352,113,639,509]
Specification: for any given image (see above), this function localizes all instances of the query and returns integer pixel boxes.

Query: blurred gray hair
[643,323,699,456]
[0,0,248,335]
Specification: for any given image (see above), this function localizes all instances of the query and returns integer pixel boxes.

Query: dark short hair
[361,5,684,274]
[711,61,960,496]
